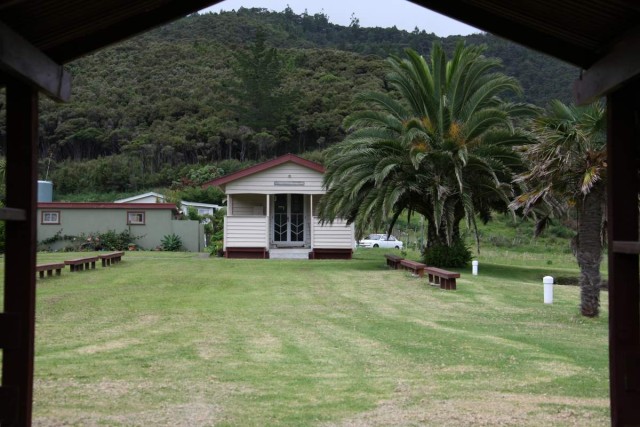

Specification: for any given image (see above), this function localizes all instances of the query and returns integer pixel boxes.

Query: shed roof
[114,192,166,203]
[38,202,178,211]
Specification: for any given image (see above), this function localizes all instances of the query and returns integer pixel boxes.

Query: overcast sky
[201,0,480,37]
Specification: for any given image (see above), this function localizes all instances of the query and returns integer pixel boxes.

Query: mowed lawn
[4,249,609,426]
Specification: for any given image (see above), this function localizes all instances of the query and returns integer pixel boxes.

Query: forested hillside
[0,7,578,197]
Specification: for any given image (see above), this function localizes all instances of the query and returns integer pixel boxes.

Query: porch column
[309,195,314,249]
[265,194,270,248]
[607,80,640,425]
[266,194,270,218]
[1,80,39,426]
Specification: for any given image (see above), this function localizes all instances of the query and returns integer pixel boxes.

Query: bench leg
[38,271,44,278]
[440,278,455,290]
[417,269,424,278]
[91,261,96,269]
[56,268,61,276]
[47,270,53,277]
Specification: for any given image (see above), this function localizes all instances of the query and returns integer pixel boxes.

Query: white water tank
[37,180,53,202]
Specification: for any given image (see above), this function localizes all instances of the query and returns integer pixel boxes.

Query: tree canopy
[0,7,577,197]
[512,100,606,316]
[318,42,536,262]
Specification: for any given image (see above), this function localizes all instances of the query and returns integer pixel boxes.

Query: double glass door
[273,194,305,246]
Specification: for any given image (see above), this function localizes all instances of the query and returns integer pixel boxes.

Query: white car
[358,233,403,249]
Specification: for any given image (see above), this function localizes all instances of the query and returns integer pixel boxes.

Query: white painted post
[472,260,479,276]
[543,276,554,304]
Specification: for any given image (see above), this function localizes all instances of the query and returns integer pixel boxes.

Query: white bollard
[472,260,478,276]
[543,276,554,304]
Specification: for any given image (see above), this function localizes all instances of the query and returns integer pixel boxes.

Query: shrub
[208,240,224,257]
[98,230,140,251]
[38,229,140,251]
[186,206,201,221]
[161,233,183,251]
[177,186,225,205]
[423,240,472,268]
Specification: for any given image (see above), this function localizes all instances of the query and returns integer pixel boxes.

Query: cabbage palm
[512,100,606,317]
[319,42,534,248]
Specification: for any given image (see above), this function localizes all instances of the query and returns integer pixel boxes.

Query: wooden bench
[99,251,124,267]
[384,254,404,269]
[400,259,427,277]
[64,256,98,272]
[425,267,461,290]
[36,262,65,278]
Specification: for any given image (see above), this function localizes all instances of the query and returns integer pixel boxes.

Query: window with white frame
[127,211,145,225]
[41,211,60,224]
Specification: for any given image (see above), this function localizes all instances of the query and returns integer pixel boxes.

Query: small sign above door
[274,181,305,186]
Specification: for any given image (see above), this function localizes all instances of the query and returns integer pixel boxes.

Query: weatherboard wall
[224,163,325,195]
[37,205,203,251]
[312,218,355,249]
[231,194,267,216]
[223,216,268,249]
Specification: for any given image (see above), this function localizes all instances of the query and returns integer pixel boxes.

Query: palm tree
[512,99,606,317]
[319,42,535,252]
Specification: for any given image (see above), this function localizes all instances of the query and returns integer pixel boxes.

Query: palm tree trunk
[426,218,447,247]
[425,204,465,248]
[576,183,604,317]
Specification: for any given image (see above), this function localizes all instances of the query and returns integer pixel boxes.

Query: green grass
[2,248,609,425]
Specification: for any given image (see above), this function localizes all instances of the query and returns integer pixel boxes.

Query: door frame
[271,193,306,247]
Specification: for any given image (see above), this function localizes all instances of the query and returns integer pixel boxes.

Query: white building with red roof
[203,154,354,259]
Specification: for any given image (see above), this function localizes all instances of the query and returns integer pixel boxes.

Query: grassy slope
[12,248,609,426]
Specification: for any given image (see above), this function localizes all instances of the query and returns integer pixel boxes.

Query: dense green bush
[186,207,201,221]
[97,230,140,251]
[177,186,225,205]
[423,240,472,268]
[208,240,224,257]
[38,229,140,251]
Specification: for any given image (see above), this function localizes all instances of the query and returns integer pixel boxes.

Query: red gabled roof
[38,202,178,211]
[203,153,325,188]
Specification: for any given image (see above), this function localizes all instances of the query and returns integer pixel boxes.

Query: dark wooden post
[1,80,39,426]
[607,80,640,426]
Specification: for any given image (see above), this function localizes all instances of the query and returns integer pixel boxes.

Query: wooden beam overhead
[573,25,640,105]
[409,0,599,68]
[0,20,70,101]
[43,0,219,63]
